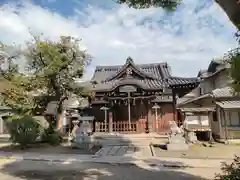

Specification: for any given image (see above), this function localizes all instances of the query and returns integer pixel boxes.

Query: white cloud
[0,0,238,80]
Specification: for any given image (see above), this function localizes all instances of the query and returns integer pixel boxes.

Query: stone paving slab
[98,146,113,156]
[116,146,128,156]
[96,145,152,157]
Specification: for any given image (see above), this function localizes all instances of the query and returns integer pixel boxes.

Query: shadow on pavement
[0,133,217,179]
[0,158,212,180]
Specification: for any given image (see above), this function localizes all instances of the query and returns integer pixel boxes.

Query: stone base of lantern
[71,135,96,150]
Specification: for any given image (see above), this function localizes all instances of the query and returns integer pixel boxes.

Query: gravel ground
[0,159,221,180]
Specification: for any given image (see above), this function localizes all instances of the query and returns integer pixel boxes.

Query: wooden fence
[95,122,109,132]
[95,120,147,133]
[95,119,171,133]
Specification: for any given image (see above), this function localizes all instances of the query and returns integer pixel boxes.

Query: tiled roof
[167,77,199,86]
[177,93,211,107]
[216,100,240,109]
[176,87,200,105]
[178,86,239,107]
[91,60,170,82]
[87,57,199,92]
[212,86,236,98]
[93,76,164,91]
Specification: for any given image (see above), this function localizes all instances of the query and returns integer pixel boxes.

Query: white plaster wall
[200,115,209,125]
[185,115,199,124]
[214,71,230,89]
[200,80,214,95]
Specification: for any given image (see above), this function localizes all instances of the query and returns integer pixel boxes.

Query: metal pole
[155,109,158,131]
[128,92,131,130]
[104,110,107,132]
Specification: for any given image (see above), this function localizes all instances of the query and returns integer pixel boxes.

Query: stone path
[95,145,153,157]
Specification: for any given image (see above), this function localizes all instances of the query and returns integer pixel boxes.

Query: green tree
[0,35,91,127]
[117,0,240,30]
[215,156,240,180]
[227,47,240,93]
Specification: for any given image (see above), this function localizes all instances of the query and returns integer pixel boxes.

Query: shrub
[4,115,40,149]
[215,156,240,180]
[40,127,62,146]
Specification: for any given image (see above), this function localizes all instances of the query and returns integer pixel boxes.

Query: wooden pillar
[109,111,113,133]
[208,111,214,142]
[223,110,228,141]
[146,101,150,133]
[172,89,177,122]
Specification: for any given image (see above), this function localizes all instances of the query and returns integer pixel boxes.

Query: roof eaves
[177,93,212,107]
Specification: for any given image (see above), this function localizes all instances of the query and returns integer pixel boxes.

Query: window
[222,111,240,127]
[230,112,240,126]
[212,111,217,122]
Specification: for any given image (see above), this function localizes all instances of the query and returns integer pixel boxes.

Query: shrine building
[79,57,199,134]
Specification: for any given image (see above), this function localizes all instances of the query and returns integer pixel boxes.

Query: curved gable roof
[104,57,159,82]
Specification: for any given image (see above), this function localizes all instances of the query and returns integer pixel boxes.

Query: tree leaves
[228,47,240,93]
[116,0,182,11]
[0,35,92,115]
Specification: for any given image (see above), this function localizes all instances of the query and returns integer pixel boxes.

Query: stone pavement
[95,145,153,157]
[0,151,232,168]
[0,160,219,180]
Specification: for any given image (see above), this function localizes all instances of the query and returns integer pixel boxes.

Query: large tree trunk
[215,0,240,30]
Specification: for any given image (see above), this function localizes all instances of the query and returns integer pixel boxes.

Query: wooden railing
[95,120,147,133]
[95,122,109,132]
[95,119,171,133]
[113,121,137,132]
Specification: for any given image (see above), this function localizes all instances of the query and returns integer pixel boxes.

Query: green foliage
[4,115,40,149]
[41,126,62,146]
[215,156,240,180]
[0,35,91,116]
[116,0,182,11]
[228,49,240,93]
[228,29,240,93]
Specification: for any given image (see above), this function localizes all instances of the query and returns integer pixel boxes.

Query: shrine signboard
[119,85,137,93]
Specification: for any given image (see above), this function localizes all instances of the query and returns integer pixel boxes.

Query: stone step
[0,134,10,142]
[95,145,152,157]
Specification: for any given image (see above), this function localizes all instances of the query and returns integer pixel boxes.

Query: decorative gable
[105,57,157,82]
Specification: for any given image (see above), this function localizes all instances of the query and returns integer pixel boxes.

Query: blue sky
[0,0,238,79]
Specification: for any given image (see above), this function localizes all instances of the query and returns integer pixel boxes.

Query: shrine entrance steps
[92,133,167,146]
[95,145,153,157]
